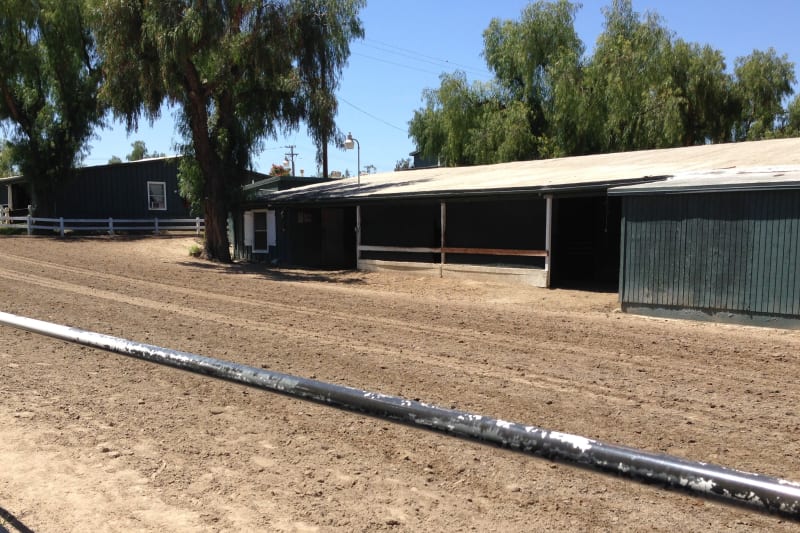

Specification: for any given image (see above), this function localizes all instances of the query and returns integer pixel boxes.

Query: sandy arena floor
[0,235,798,532]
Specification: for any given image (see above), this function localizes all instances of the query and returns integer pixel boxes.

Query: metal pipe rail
[1,309,798,520]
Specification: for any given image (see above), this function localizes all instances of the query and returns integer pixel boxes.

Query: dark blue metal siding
[53,159,190,218]
[620,190,800,318]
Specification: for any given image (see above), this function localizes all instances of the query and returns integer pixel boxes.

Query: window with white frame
[244,209,275,253]
[147,181,167,210]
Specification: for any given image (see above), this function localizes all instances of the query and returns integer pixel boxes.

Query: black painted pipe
[1,310,798,520]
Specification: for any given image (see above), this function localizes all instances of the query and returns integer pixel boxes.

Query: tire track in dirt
[0,251,754,388]
[2,252,787,428]
[4,252,553,348]
[9,252,793,435]
[0,266,772,435]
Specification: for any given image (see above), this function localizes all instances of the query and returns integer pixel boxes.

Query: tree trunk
[322,141,328,179]
[202,167,232,262]
[30,181,56,218]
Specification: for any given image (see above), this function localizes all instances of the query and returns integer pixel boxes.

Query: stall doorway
[550,195,621,289]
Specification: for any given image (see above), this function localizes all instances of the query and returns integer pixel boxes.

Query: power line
[352,52,445,77]
[339,97,407,133]
[362,38,493,80]
[360,44,486,76]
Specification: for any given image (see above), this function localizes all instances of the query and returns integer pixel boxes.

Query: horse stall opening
[359,201,442,264]
[443,197,546,268]
[282,206,357,269]
[357,197,550,286]
[550,194,622,289]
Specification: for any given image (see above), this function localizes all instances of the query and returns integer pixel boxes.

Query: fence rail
[359,244,548,257]
[0,214,203,236]
[0,309,798,521]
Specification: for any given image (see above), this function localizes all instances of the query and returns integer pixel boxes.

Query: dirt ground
[0,235,798,532]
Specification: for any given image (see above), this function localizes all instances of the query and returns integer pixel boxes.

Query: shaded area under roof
[266,138,800,204]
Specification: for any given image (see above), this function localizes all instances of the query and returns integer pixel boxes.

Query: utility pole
[283,145,298,176]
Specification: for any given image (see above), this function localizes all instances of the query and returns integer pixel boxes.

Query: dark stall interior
[550,195,621,289]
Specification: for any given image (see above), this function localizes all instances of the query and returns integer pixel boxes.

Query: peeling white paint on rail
[548,431,593,453]
[685,477,716,493]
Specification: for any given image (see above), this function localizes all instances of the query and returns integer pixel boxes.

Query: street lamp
[344,132,360,185]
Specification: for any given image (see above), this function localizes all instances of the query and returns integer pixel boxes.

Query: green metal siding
[620,190,800,319]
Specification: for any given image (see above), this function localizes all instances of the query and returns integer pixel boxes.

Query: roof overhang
[0,175,26,185]
[609,167,800,196]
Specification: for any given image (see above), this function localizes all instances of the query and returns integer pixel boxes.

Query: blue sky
[85,0,800,176]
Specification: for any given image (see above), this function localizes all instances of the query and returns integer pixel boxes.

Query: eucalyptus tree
[544,47,604,157]
[785,95,800,137]
[409,0,581,166]
[668,40,737,145]
[126,140,165,162]
[0,142,15,177]
[587,0,683,151]
[409,72,481,167]
[482,0,583,157]
[93,0,364,261]
[0,0,104,215]
[733,48,796,140]
[408,0,798,166]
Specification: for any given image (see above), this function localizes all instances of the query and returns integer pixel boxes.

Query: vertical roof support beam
[440,201,446,278]
[545,195,553,288]
[355,204,361,270]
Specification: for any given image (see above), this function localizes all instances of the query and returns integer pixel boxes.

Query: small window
[147,181,167,211]
[253,211,268,251]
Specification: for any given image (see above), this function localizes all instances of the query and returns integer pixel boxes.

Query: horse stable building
[239,137,800,326]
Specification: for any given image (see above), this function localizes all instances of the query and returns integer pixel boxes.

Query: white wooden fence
[0,209,203,237]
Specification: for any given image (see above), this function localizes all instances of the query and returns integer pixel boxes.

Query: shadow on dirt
[176,260,368,285]
[0,506,35,533]
[550,280,618,294]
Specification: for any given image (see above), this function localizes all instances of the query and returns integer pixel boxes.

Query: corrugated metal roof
[266,138,800,204]
[609,166,800,195]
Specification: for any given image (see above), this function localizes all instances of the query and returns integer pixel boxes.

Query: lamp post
[344,132,360,185]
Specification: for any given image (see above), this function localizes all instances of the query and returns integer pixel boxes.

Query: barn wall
[620,190,800,323]
[53,159,190,219]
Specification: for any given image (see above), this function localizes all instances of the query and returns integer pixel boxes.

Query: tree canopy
[409,0,798,166]
[93,0,365,261]
[733,48,797,140]
[0,0,104,214]
[126,140,166,161]
[0,142,15,178]
[270,163,290,177]
[107,140,166,164]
